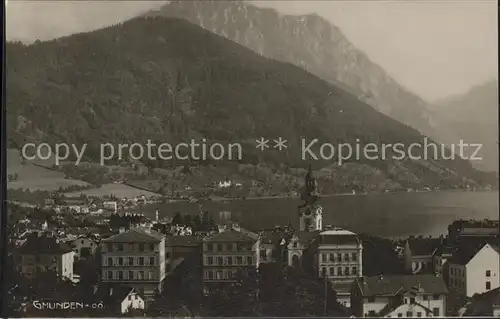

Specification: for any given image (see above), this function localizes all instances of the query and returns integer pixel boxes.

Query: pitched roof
[356,274,448,297]
[101,228,164,243]
[464,287,500,316]
[203,228,259,242]
[450,243,499,265]
[406,238,441,256]
[18,234,73,254]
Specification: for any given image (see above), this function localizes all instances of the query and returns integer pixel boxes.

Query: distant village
[5,167,500,317]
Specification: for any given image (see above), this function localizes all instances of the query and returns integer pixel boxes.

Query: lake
[134,191,498,239]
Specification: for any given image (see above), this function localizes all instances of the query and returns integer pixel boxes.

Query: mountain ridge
[144,0,437,136]
[6,17,496,191]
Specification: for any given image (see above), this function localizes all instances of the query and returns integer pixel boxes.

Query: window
[321,254,326,262]
[416,312,422,317]
[128,295,131,301]
[217,257,223,265]
[397,313,402,317]
[368,310,376,316]
[149,257,155,265]
[118,257,123,265]
[433,294,439,300]
[321,267,327,276]
[128,271,134,280]
[118,271,123,280]
[128,257,134,266]
[338,267,343,276]
[247,256,252,265]
[352,252,357,261]
[345,266,349,275]
[406,311,412,317]
[166,252,171,258]
[117,244,123,251]
[149,244,155,251]
[207,271,213,279]
[217,244,223,251]
[345,253,350,262]
[486,281,491,290]
[329,267,335,276]
[208,257,213,265]
[433,308,439,316]
[216,271,223,279]
[148,271,153,280]
[107,257,113,266]
[107,271,113,280]
[329,253,334,262]
[138,271,144,280]
[139,244,144,252]
[237,256,243,265]
[410,297,415,304]
[81,239,84,245]
[336,254,341,262]
[352,266,357,276]
[139,257,144,266]
[227,257,233,265]
[423,295,428,301]
[487,270,491,277]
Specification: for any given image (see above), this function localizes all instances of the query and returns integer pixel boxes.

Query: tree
[172,212,182,225]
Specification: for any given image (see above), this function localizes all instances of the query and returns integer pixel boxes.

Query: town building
[259,229,289,264]
[100,227,166,300]
[351,274,448,317]
[70,235,98,261]
[287,231,319,269]
[165,235,202,274]
[448,243,499,297]
[317,228,363,307]
[462,287,500,317]
[432,246,454,284]
[448,219,499,247]
[402,238,441,274]
[202,224,260,294]
[93,286,145,315]
[15,233,75,281]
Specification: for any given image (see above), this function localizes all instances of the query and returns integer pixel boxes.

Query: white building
[448,243,499,297]
[94,286,145,315]
[351,274,448,317]
[317,228,363,307]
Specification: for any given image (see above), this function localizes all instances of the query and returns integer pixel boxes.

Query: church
[286,165,363,307]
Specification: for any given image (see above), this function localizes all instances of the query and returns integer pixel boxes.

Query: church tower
[298,164,323,231]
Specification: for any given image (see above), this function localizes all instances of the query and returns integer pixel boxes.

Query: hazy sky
[6,0,498,102]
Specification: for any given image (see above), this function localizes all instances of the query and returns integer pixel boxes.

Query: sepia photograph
[3,0,499,317]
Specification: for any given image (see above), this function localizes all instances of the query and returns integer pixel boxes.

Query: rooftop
[320,228,356,236]
[102,227,164,243]
[18,234,73,255]
[450,243,499,265]
[356,274,448,297]
[203,227,259,243]
[406,238,442,256]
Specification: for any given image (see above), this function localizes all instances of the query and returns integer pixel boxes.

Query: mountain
[144,0,436,136]
[432,80,498,172]
[5,17,495,191]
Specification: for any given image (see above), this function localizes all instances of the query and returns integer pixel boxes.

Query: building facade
[351,274,448,317]
[448,243,499,297]
[317,228,363,307]
[202,224,260,293]
[100,228,166,300]
[15,233,75,280]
